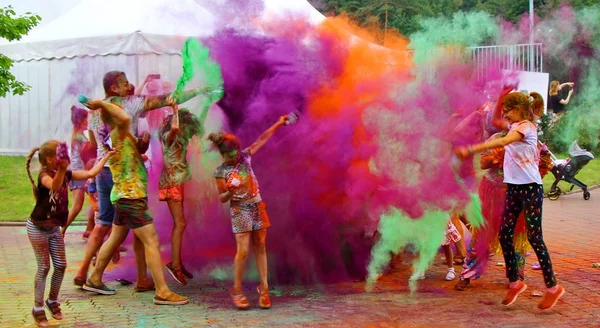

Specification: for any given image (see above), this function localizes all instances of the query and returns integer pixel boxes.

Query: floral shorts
[230,200,270,234]
[442,220,462,246]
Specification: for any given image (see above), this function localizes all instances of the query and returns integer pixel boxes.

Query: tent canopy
[0,0,325,62]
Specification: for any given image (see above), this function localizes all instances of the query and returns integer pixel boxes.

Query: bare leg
[67,189,85,229]
[167,199,186,269]
[85,206,95,232]
[133,234,149,285]
[88,225,129,284]
[233,233,251,293]
[251,229,268,290]
[76,224,111,278]
[132,223,171,296]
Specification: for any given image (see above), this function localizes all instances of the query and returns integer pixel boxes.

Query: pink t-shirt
[503,121,542,185]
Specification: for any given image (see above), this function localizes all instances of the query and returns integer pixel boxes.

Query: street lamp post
[529,0,534,71]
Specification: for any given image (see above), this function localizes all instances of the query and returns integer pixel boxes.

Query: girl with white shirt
[455,92,564,311]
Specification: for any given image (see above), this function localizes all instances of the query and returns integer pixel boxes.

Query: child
[455,92,564,310]
[442,217,462,281]
[63,106,89,236]
[82,98,188,306]
[159,104,203,285]
[209,115,288,310]
[26,140,111,327]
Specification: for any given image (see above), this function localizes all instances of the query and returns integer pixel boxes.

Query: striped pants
[27,220,67,307]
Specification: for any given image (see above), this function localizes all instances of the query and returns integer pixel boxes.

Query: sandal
[257,285,272,309]
[230,288,249,310]
[455,278,470,291]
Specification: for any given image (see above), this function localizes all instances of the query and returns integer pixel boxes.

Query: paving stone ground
[0,190,599,327]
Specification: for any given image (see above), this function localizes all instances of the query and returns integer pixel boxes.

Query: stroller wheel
[548,187,561,201]
[583,191,591,200]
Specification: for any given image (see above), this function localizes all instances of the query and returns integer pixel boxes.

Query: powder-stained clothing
[213,149,260,202]
[87,95,146,165]
[70,132,88,171]
[30,169,72,229]
[108,130,147,203]
[503,121,542,185]
[159,131,191,190]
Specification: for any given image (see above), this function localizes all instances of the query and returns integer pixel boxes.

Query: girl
[442,217,462,281]
[26,140,111,327]
[159,104,203,285]
[209,115,288,310]
[455,92,564,310]
[63,106,89,236]
[548,80,574,122]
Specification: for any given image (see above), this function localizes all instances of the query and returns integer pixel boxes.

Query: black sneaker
[32,309,48,327]
[44,300,64,320]
[82,279,116,295]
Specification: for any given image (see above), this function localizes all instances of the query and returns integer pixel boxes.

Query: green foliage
[312,0,600,39]
[0,5,41,97]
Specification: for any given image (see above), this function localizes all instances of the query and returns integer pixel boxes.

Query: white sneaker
[445,268,456,281]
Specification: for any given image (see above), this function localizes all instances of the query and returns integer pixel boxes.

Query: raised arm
[71,151,113,181]
[491,86,514,131]
[559,88,574,105]
[40,163,68,192]
[143,87,210,111]
[247,116,287,156]
[88,99,130,130]
[455,131,523,159]
[165,103,180,146]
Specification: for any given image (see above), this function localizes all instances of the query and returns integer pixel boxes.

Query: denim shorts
[69,179,86,191]
[96,167,115,226]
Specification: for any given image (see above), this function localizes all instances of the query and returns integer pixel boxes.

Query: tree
[310,0,600,40]
[0,6,41,97]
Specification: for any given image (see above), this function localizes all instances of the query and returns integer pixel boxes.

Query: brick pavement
[0,190,599,327]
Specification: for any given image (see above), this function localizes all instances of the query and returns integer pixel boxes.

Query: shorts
[442,220,462,246]
[69,179,86,191]
[230,200,270,234]
[159,184,184,202]
[113,198,154,230]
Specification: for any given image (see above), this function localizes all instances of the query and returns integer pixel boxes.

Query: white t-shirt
[503,121,542,185]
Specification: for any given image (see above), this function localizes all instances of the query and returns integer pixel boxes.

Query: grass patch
[0,156,89,222]
[1,154,599,222]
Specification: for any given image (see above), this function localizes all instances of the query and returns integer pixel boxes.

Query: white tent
[0,0,325,154]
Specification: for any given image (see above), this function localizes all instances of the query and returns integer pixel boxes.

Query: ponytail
[26,147,40,200]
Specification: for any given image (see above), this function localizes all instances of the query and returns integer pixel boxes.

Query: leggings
[27,220,67,307]
[499,184,556,288]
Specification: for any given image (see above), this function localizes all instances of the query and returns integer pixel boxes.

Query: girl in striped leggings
[455,92,564,310]
[26,140,111,327]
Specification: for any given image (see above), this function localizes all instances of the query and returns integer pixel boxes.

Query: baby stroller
[546,141,594,201]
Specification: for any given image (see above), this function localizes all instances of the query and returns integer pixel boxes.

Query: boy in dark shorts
[82,98,188,305]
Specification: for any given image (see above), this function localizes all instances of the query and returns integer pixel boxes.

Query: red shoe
[181,264,194,279]
[257,285,271,309]
[538,285,565,310]
[502,281,527,306]
[74,276,86,287]
[165,263,187,286]
[230,288,249,310]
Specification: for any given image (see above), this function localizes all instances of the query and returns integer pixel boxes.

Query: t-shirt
[30,169,73,228]
[159,132,191,189]
[87,95,146,166]
[213,149,260,202]
[549,94,565,114]
[70,132,88,171]
[503,121,542,185]
[106,96,146,136]
[108,130,148,202]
